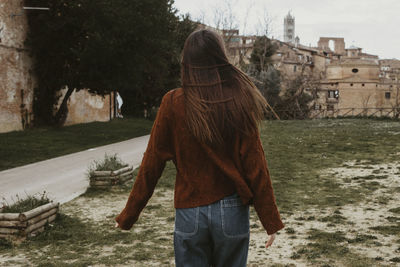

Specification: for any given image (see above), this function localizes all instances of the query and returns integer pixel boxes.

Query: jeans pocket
[174,207,199,237]
[221,196,250,238]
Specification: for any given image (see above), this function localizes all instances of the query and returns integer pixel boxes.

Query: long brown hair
[181,29,267,146]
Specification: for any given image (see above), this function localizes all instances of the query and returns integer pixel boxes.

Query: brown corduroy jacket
[116,88,284,235]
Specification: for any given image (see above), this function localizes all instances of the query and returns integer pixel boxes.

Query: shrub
[1,192,50,213]
[0,237,13,250]
[87,153,127,175]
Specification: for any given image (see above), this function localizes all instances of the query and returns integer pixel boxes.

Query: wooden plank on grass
[19,202,59,221]
[0,227,20,234]
[90,180,112,186]
[27,208,58,226]
[0,220,27,228]
[24,214,57,235]
[112,166,132,176]
[0,213,20,221]
[91,170,112,177]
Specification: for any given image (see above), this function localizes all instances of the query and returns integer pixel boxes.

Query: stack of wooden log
[0,202,59,239]
[89,165,134,188]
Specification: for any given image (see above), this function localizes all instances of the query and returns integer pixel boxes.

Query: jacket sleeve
[240,129,284,235]
[115,91,174,230]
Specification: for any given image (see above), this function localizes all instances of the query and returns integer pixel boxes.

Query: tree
[25,0,196,125]
[276,75,314,119]
[249,38,320,119]
[249,36,281,118]
[250,36,277,73]
[251,66,281,108]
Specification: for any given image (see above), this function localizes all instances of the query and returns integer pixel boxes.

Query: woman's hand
[265,233,276,248]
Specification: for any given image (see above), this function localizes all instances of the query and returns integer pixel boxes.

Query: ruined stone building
[271,14,400,118]
[0,0,116,133]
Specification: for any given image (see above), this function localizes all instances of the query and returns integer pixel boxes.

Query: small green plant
[390,257,400,263]
[1,192,50,213]
[0,237,13,250]
[285,227,296,234]
[389,207,400,214]
[87,153,127,176]
[347,234,377,244]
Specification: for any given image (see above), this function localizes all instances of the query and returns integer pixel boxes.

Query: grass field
[1,118,400,266]
[0,118,153,171]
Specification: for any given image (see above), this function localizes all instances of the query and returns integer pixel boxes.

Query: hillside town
[1,2,399,133]
[221,12,400,118]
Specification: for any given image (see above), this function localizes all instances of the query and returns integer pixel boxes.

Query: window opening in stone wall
[327,104,334,111]
[350,83,353,86]
[328,90,339,99]
[385,92,391,99]
[352,68,359,73]
[362,83,365,87]
[328,40,335,51]
[293,65,297,72]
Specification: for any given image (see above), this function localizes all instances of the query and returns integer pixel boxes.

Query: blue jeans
[174,193,250,267]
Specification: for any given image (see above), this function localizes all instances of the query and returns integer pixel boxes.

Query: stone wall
[318,37,346,55]
[0,0,35,133]
[326,60,380,81]
[56,89,115,126]
[0,1,114,133]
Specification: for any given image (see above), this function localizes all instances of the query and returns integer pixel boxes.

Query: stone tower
[284,12,295,43]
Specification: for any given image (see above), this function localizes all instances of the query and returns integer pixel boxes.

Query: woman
[115,29,284,266]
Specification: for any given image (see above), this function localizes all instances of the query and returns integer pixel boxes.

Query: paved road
[0,135,150,205]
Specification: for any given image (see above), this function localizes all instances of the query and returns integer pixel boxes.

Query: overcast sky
[173,0,400,60]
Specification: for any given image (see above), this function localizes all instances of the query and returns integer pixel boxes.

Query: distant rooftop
[347,45,361,50]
